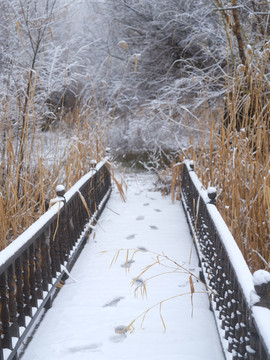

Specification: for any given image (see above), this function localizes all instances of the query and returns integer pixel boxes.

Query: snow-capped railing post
[180,160,270,360]
[90,159,97,172]
[207,187,217,205]
[0,160,112,360]
[253,270,270,309]
[105,147,111,158]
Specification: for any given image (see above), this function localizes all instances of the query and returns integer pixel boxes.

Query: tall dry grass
[0,105,109,250]
[191,61,270,272]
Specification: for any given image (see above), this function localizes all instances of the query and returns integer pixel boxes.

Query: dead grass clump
[194,69,270,271]
[0,105,108,250]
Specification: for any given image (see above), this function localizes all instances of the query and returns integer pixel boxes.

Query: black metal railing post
[0,160,112,359]
[181,160,270,360]
[0,270,12,349]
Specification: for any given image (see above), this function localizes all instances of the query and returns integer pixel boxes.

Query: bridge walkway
[21,172,224,360]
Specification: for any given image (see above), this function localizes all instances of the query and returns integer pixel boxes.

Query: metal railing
[181,160,270,360]
[0,160,111,360]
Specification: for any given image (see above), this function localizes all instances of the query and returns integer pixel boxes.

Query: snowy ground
[21,172,224,360]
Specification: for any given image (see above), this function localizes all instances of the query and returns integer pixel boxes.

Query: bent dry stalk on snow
[102,248,214,332]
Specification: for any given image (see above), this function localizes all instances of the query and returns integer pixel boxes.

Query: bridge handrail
[0,160,111,360]
[181,160,270,360]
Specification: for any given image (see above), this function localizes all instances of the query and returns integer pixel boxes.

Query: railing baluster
[79,195,85,230]
[29,243,37,307]
[68,204,76,249]
[180,161,270,360]
[54,230,62,274]
[50,222,57,278]
[0,339,3,360]
[15,256,25,327]
[23,249,32,317]
[0,271,12,349]
[44,228,52,285]
[0,161,111,359]
[73,198,81,240]
[59,204,69,263]
[65,204,73,252]
[7,263,19,338]
[41,233,49,292]
[35,239,43,299]
[90,176,96,215]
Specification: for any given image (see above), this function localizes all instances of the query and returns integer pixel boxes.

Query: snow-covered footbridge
[0,161,269,360]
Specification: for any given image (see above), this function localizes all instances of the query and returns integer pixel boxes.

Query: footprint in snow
[103,297,124,307]
[110,334,126,343]
[137,246,148,252]
[126,234,136,240]
[144,203,150,206]
[133,278,144,287]
[69,343,102,353]
[149,225,158,230]
[136,215,144,220]
[115,325,129,334]
[110,325,128,343]
[154,209,162,212]
[120,260,135,268]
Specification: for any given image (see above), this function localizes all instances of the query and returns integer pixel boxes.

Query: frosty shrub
[0,0,111,247]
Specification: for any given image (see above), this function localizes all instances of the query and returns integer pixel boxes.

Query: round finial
[207,187,217,204]
[90,159,97,168]
[56,184,65,197]
[105,147,110,154]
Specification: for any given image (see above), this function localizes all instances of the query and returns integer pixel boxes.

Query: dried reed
[0,104,108,250]
[193,61,270,272]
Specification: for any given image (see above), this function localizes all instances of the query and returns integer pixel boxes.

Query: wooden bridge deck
[21,172,224,360]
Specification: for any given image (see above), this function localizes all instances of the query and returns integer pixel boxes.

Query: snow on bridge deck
[21,172,223,360]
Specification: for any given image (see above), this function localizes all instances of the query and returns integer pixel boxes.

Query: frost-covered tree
[0,0,65,194]
[90,0,229,153]
[94,0,270,153]
[1,0,268,159]
[1,0,59,194]
[100,1,227,111]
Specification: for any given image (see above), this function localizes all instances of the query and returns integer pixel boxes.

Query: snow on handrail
[184,160,254,305]
[0,160,111,360]
[0,159,108,274]
[181,160,270,360]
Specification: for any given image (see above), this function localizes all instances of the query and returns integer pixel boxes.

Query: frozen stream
[21,172,224,360]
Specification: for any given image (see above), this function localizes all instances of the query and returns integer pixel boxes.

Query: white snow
[50,196,66,206]
[21,172,224,360]
[252,307,270,358]
[0,160,107,272]
[252,270,270,286]
[55,185,66,193]
[207,187,217,196]
[184,160,255,306]
[250,290,261,306]
[206,204,254,305]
